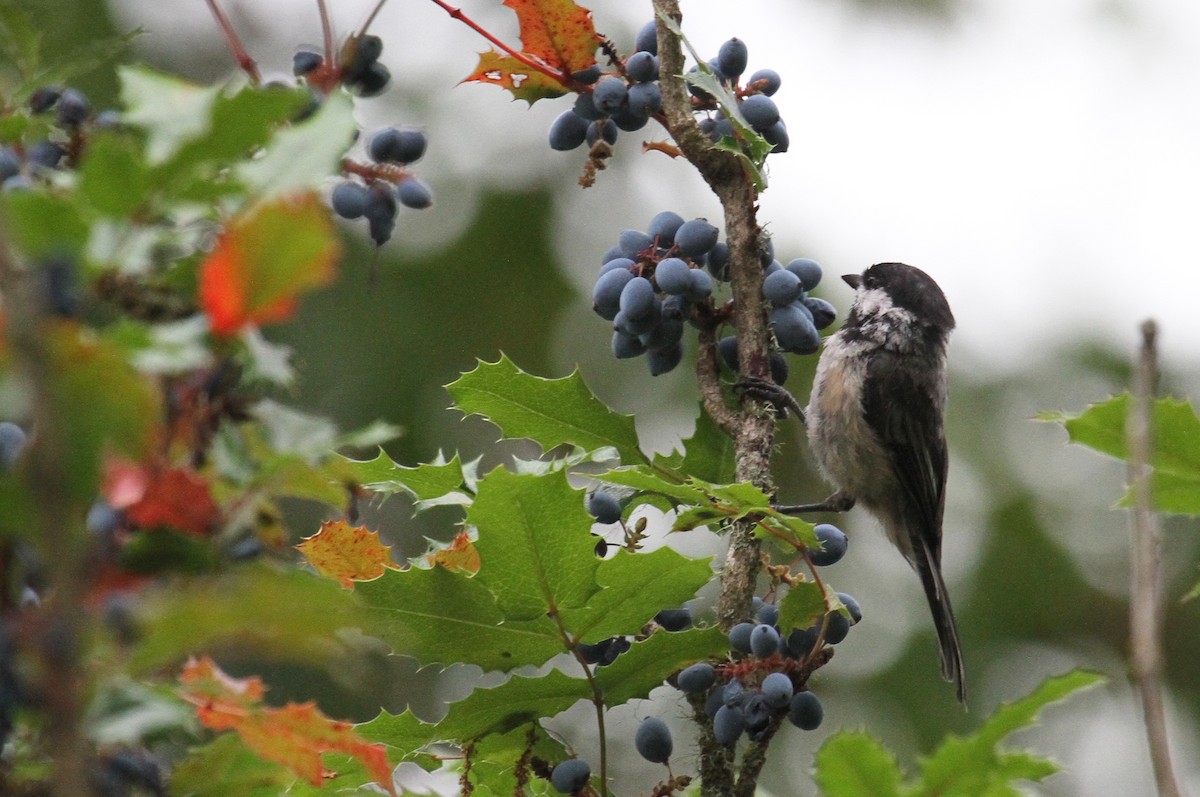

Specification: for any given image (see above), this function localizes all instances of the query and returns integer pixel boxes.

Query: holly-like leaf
[424,530,480,574]
[355,565,563,671]
[559,546,713,643]
[464,0,598,103]
[1044,395,1200,514]
[179,657,397,796]
[236,90,357,198]
[465,51,571,104]
[129,566,364,673]
[297,520,400,588]
[118,65,222,164]
[43,325,159,504]
[199,192,339,336]
[594,466,706,506]
[468,467,600,619]
[504,0,597,73]
[448,356,644,465]
[343,450,470,503]
[917,670,1103,794]
[439,668,594,743]
[654,405,736,485]
[592,627,728,705]
[776,581,826,635]
[813,731,904,797]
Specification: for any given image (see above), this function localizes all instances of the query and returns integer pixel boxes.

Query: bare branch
[1127,320,1187,797]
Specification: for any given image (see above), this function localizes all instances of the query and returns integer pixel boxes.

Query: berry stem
[316,0,336,67]
[357,0,390,38]
[204,0,262,85]
[424,0,568,86]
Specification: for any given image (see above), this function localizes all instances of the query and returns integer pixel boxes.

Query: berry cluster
[0,85,119,192]
[590,211,835,375]
[293,33,390,97]
[548,23,788,157]
[693,37,787,152]
[675,584,859,745]
[330,126,433,246]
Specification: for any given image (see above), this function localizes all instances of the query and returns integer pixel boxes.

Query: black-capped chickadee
[795,262,966,703]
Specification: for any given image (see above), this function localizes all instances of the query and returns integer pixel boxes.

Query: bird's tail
[914,542,967,705]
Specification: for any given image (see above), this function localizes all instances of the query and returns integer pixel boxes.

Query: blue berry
[740,94,779,131]
[593,268,635,320]
[804,296,837,330]
[716,38,748,79]
[647,340,683,376]
[331,181,369,219]
[634,717,673,764]
[626,51,659,83]
[837,592,863,624]
[551,759,591,794]
[586,491,622,524]
[749,624,780,658]
[0,422,27,471]
[809,523,848,566]
[654,257,692,295]
[592,76,628,115]
[728,622,755,653]
[785,258,823,291]
[677,662,716,693]
[396,177,433,209]
[635,20,658,54]
[788,691,823,730]
[761,672,793,708]
[293,50,322,76]
[654,608,692,631]
[674,218,719,257]
[763,269,803,306]
[713,704,744,745]
[549,110,592,151]
[748,68,782,96]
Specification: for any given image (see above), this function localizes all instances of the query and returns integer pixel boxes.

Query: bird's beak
[841,274,862,289]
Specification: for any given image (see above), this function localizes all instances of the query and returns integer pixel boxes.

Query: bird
[800,262,966,703]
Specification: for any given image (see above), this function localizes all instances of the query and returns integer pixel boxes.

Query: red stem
[424,0,568,85]
[204,0,261,84]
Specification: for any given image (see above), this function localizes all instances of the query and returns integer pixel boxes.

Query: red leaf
[504,0,598,74]
[181,657,397,795]
[106,460,219,536]
[463,0,599,103]
[199,192,339,336]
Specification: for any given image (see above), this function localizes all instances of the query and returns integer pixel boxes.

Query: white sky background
[109,0,1200,793]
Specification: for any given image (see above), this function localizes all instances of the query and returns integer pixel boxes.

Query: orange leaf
[465,51,571,103]
[199,192,339,336]
[504,0,597,74]
[181,657,396,794]
[425,530,480,575]
[296,520,399,588]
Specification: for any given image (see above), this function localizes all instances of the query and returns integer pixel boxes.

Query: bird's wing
[861,347,949,557]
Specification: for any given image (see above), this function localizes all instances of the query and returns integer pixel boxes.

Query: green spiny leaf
[917,670,1104,794]
[593,626,728,705]
[343,450,469,502]
[447,356,645,464]
[355,565,562,671]
[776,580,825,634]
[814,731,904,797]
[559,546,713,642]
[469,467,600,619]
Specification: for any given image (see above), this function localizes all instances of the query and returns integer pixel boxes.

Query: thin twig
[204,0,261,84]
[1127,320,1186,797]
[357,0,390,37]
[316,0,335,66]
[424,0,567,84]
